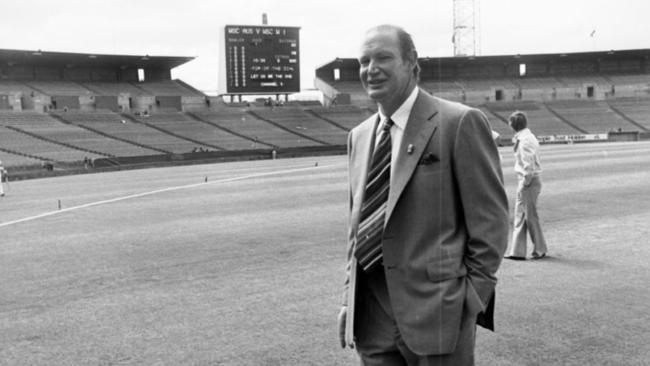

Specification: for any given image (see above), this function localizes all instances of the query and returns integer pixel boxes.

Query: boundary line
[0,163,341,229]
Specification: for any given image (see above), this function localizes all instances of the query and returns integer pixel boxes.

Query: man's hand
[338,306,350,348]
[524,176,532,187]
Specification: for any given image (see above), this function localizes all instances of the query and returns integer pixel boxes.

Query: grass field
[1,141,649,365]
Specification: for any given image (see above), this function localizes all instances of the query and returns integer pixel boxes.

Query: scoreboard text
[224,25,300,94]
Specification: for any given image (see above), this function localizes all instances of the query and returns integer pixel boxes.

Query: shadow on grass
[527,254,607,271]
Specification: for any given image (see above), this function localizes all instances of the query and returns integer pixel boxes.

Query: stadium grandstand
[316,49,650,141]
[1,47,650,179]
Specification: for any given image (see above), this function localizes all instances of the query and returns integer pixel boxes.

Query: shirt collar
[378,86,419,132]
[514,128,531,139]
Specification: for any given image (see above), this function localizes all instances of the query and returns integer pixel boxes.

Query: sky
[1,0,649,93]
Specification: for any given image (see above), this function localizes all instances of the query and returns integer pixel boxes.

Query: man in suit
[338,24,509,365]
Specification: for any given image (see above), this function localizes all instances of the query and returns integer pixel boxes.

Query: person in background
[504,111,548,260]
[338,24,509,365]
[0,160,7,197]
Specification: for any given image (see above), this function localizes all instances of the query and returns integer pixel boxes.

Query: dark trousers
[354,268,476,366]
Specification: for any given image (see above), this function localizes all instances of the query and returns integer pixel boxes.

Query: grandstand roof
[0,48,194,69]
[319,49,650,71]
[421,48,650,66]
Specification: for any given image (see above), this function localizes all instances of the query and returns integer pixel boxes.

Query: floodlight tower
[453,0,479,56]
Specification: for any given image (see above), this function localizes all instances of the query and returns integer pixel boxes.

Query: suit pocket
[425,255,467,282]
[418,153,440,165]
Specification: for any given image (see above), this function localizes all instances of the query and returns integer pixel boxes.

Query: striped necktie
[355,118,394,272]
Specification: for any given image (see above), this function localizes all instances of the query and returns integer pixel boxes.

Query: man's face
[358,28,415,113]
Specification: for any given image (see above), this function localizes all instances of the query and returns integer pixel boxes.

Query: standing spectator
[505,111,548,260]
[338,24,509,365]
[0,160,7,197]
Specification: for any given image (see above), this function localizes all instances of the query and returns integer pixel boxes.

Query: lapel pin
[407,144,414,154]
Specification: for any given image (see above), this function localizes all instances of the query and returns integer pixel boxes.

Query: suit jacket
[343,89,509,356]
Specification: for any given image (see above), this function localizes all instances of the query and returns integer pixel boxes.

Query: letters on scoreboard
[224,25,300,94]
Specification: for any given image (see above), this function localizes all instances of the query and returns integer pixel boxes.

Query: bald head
[366,25,419,72]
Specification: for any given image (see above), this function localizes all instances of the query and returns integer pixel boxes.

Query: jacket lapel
[350,114,380,233]
[345,114,379,347]
[385,92,439,223]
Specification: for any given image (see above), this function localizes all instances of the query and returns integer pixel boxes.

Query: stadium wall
[144,68,171,81]
[91,68,119,82]
[30,95,51,112]
[7,145,347,181]
[155,96,182,110]
[7,65,33,80]
[0,94,10,109]
[51,95,80,110]
[607,131,648,142]
[0,93,21,110]
[34,66,60,80]
[313,77,344,106]
[64,67,92,81]
[131,95,155,114]
[181,96,210,111]
[94,95,119,111]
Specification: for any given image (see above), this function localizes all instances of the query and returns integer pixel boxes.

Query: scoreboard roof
[0,48,194,69]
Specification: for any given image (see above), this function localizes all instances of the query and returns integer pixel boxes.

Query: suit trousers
[354,268,476,366]
[507,176,547,257]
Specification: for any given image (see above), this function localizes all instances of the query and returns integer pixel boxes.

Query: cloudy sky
[1,0,649,93]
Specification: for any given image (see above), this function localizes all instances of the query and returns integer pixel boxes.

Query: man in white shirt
[504,111,548,260]
[0,160,6,197]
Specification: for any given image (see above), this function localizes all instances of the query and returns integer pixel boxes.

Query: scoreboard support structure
[226,93,289,104]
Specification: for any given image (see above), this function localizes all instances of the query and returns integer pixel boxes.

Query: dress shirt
[513,128,542,184]
[376,86,419,176]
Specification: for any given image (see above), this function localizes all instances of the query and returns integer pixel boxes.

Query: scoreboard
[223,25,300,94]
